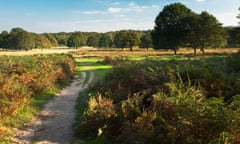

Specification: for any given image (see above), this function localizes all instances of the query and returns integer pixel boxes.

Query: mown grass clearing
[75,57,112,83]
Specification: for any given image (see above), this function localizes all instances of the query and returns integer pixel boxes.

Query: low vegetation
[0,54,75,141]
[75,53,240,144]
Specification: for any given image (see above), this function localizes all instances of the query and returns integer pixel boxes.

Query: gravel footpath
[11,71,94,144]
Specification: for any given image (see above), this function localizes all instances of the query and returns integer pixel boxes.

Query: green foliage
[99,34,112,48]
[68,32,86,48]
[35,34,51,48]
[226,27,240,48]
[0,31,10,48]
[114,30,140,51]
[87,34,100,47]
[152,3,193,54]
[139,32,152,50]
[44,33,58,47]
[9,28,35,50]
[54,32,70,46]
[197,12,227,53]
[152,3,227,54]
[75,53,240,144]
[0,54,76,139]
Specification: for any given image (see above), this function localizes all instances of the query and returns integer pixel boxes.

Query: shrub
[0,75,31,119]
[0,54,76,139]
[76,53,240,143]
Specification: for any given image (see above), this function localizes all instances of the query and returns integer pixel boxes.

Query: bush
[0,54,76,139]
[0,75,31,119]
[76,53,240,143]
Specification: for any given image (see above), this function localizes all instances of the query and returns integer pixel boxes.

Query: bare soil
[10,71,94,144]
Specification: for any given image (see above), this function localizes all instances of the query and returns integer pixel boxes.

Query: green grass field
[75,57,112,83]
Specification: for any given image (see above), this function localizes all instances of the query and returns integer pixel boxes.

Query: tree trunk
[200,47,205,54]
[130,46,133,51]
[174,47,177,55]
[129,43,133,51]
[194,48,196,55]
[201,41,205,54]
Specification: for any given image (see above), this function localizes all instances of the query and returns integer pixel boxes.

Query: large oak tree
[152,3,226,54]
[152,3,193,54]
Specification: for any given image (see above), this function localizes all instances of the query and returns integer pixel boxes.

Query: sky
[0,0,239,33]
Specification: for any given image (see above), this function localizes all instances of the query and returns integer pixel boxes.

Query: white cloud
[36,16,154,33]
[78,2,159,16]
[107,7,123,13]
[106,2,159,14]
[82,11,106,15]
[196,0,205,2]
[127,2,158,13]
[214,11,239,26]
[114,14,126,18]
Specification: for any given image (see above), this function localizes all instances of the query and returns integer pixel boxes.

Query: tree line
[0,28,151,51]
[0,3,240,53]
[152,3,240,54]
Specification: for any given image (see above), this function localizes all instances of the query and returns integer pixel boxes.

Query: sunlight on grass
[75,57,112,72]
[80,65,112,71]
[74,57,112,144]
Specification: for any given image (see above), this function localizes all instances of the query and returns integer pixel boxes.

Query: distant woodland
[0,3,239,54]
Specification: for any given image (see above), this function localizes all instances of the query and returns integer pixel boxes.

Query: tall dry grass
[72,48,240,57]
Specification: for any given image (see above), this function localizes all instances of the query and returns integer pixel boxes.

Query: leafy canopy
[152,3,193,54]
[114,30,139,51]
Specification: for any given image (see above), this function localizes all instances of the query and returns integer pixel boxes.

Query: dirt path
[11,71,94,144]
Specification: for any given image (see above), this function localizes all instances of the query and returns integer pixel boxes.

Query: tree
[198,12,226,54]
[0,31,10,49]
[87,35,100,47]
[114,31,128,50]
[67,34,80,48]
[183,11,226,54]
[67,32,86,48]
[9,28,35,50]
[55,32,70,46]
[35,35,51,49]
[98,34,112,48]
[226,27,240,48]
[139,32,153,50]
[152,3,194,54]
[127,31,140,51]
[114,30,139,51]
[45,33,58,47]
[183,14,202,54]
